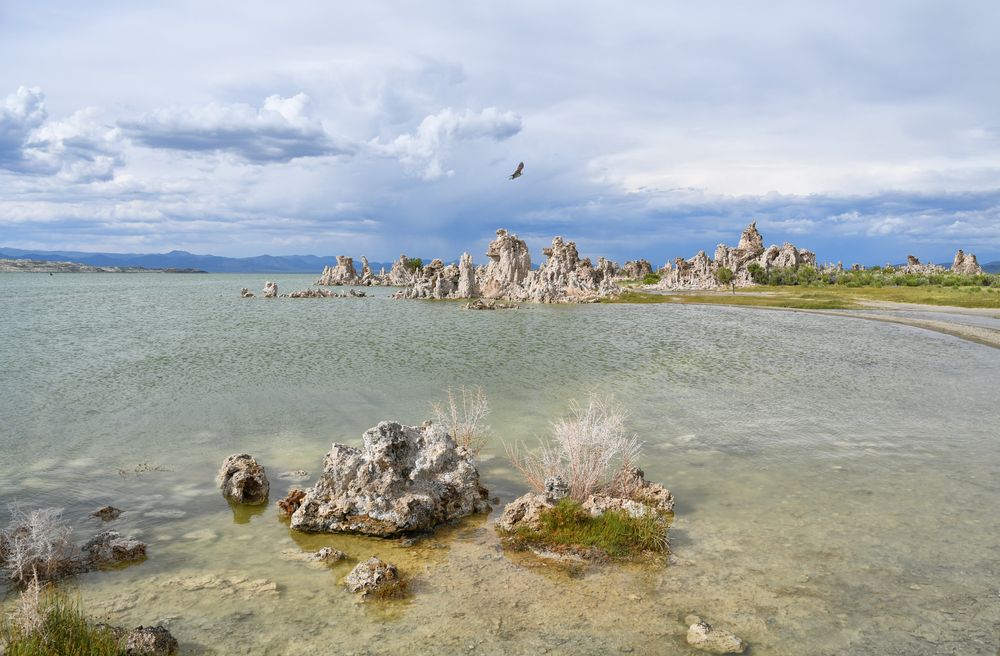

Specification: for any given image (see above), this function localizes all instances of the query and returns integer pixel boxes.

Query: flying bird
[509,162,524,180]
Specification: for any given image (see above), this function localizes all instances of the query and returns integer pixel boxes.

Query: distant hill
[0,247,394,273]
[982,261,1000,274]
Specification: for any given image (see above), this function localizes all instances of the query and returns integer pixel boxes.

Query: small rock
[344,556,405,599]
[278,470,310,480]
[120,625,179,655]
[92,506,122,521]
[276,488,306,516]
[83,531,147,565]
[544,476,569,502]
[281,547,347,566]
[240,288,254,298]
[217,454,269,505]
[686,620,747,654]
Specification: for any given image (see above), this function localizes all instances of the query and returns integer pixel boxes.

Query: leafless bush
[507,395,641,501]
[432,386,491,456]
[11,575,45,633]
[1,506,77,586]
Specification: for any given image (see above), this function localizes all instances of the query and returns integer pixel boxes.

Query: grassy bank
[611,285,1000,310]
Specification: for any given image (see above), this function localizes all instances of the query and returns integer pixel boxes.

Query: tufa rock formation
[262,281,278,298]
[658,222,816,290]
[290,421,490,537]
[240,287,254,298]
[899,255,945,275]
[344,556,405,599]
[496,468,673,534]
[394,229,623,303]
[619,259,653,280]
[91,506,122,521]
[101,625,179,656]
[952,249,983,275]
[315,256,360,286]
[217,454,270,505]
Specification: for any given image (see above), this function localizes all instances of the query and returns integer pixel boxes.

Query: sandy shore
[804,302,1000,349]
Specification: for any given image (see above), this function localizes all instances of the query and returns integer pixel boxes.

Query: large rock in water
[290,421,490,536]
[217,454,270,505]
[315,256,360,285]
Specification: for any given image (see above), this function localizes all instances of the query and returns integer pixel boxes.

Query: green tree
[405,257,423,271]
[716,267,736,294]
[746,262,766,285]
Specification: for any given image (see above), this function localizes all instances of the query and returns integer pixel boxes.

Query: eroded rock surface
[290,421,490,536]
[952,249,984,275]
[92,506,122,521]
[315,256,360,286]
[344,556,404,598]
[104,625,179,656]
[83,531,148,565]
[217,454,270,505]
[262,281,278,298]
[240,287,254,298]
[659,221,815,290]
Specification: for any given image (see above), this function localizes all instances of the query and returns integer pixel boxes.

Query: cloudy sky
[2,1,999,265]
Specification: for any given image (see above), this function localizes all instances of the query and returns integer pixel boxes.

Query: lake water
[1,273,998,655]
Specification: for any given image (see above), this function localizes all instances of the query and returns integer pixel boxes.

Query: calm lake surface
[1,273,998,655]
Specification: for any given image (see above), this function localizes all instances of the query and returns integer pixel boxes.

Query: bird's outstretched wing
[509,162,524,179]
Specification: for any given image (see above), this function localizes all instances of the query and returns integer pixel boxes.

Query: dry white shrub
[507,395,641,501]
[1,506,75,586]
[432,386,491,457]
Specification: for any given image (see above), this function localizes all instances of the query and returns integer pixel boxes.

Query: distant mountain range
[0,247,394,273]
[980,261,1000,273]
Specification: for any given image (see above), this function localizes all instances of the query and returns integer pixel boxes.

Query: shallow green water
[1,273,998,655]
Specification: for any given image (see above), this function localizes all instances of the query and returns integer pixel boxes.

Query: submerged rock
[344,556,405,598]
[464,299,518,310]
[102,625,179,656]
[83,531,147,565]
[290,421,490,536]
[91,506,122,521]
[281,546,347,566]
[217,454,270,505]
[686,618,747,654]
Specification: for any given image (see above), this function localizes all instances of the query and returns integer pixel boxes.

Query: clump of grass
[510,499,669,560]
[506,395,640,501]
[1,506,78,586]
[0,580,123,656]
[431,386,491,457]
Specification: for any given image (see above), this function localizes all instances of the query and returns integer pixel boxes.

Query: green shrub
[641,273,661,285]
[405,257,423,271]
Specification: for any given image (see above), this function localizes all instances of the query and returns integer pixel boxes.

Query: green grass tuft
[511,499,670,560]
[1,586,123,655]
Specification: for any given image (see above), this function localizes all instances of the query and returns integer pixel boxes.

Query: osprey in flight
[509,162,524,180]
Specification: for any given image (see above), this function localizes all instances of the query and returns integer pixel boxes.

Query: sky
[2,1,999,266]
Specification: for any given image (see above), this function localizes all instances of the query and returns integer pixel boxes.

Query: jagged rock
[240,288,254,298]
[482,229,533,299]
[349,288,366,297]
[660,222,815,290]
[277,489,306,516]
[83,531,147,565]
[388,254,416,286]
[457,252,480,298]
[217,454,270,505]
[92,506,122,521]
[610,466,675,513]
[952,249,983,275]
[316,256,360,286]
[686,618,747,654]
[620,259,652,280]
[262,281,278,298]
[344,557,405,598]
[287,288,337,298]
[290,421,490,536]
[494,492,551,532]
[899,255,945,275]
[359,256,374,284]
[103,625,179,656]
